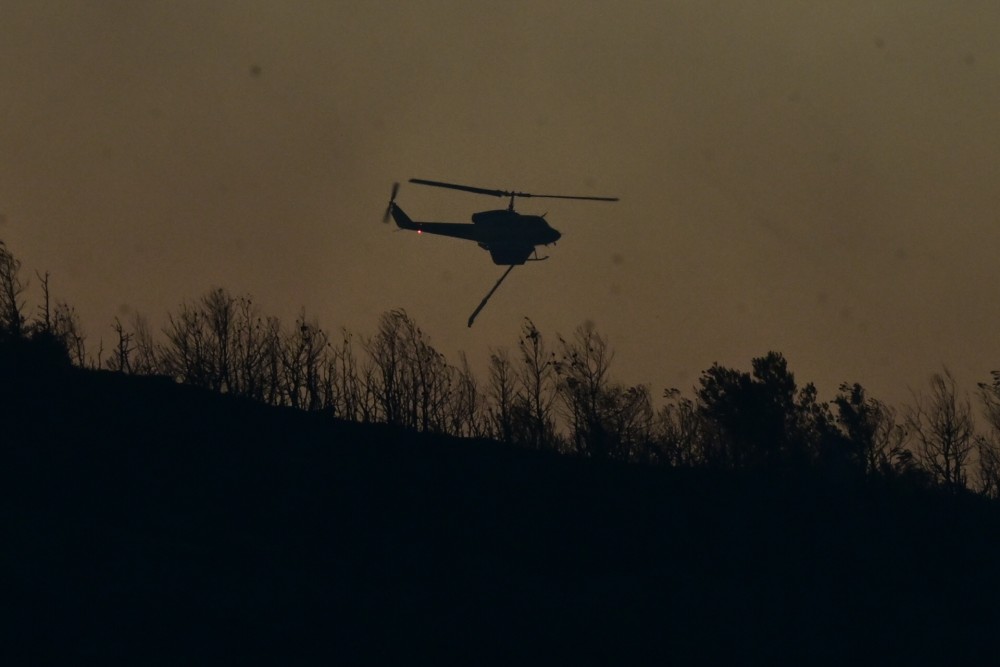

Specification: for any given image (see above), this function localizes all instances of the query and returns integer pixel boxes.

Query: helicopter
[382,178,618,326]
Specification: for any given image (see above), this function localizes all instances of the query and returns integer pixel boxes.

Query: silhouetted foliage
[6,330,1000,664]
[13,235,1000,498]
[0,241,77,372]
[42,281,1000,495]
[10,238,1000,661]
[833,382,908,477]
[0,331,71,378]
[695,352,838,470]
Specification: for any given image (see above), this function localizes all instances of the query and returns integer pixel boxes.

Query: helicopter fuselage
[382,177,616,325]
[471,209,561,244]
[390,204,560,265]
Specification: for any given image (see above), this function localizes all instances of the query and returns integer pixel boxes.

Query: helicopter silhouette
[383,178,618,327]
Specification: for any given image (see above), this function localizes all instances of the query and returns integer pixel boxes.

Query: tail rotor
[382,182,400,224]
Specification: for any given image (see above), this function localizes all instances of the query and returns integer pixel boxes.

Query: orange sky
[2,1,998,405]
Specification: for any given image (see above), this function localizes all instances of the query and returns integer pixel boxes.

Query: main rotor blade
[409,178,508,198]
[519,193,619,202]
[410,178,618,202]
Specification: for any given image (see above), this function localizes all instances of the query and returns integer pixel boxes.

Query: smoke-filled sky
[2,1,998,405]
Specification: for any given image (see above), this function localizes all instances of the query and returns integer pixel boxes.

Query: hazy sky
[2,1,998,405]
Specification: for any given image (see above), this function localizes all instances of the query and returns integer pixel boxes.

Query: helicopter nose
[550,228,561,243]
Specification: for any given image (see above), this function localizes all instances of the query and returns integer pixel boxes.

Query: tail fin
[390,204,419,230]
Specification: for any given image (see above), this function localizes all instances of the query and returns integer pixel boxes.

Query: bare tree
[555,321,615,457]
[357,354,380,424]
[35,270,51,334]
[364,309,411,426]
[203,288,236,393]
[109,317,134,373]
[52,301,87,366]
[448,351,486,438]
[977,435,1000,499]
[0,241,28,338]
[905,370,974,491]
[602,383,654,462]
[129,313,160,376]
[363,309,453,431]
[654,388,707,467]
[161,301,210,386]
[231,304,282,403]
[486,348,516,443]
[160,288,286,399]
[412,339,452,433]
[514,318,559,450]
[550,321,653,461]
[102,312,159,375]
[328,328,365,421]
[280,311,330,411]
[331,327,381,423]
[976,372,1000,498]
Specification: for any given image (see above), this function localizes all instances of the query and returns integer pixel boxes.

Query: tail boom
[390,204,419,230]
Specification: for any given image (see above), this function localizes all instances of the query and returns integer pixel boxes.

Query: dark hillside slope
[3,357,1000,664]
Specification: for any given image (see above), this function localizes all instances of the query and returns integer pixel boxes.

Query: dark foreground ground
[3,356,1000,664]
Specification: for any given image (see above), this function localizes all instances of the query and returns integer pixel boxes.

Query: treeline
[5,240,1000,497]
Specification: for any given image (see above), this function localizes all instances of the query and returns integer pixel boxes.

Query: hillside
[3,353,1000,664]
